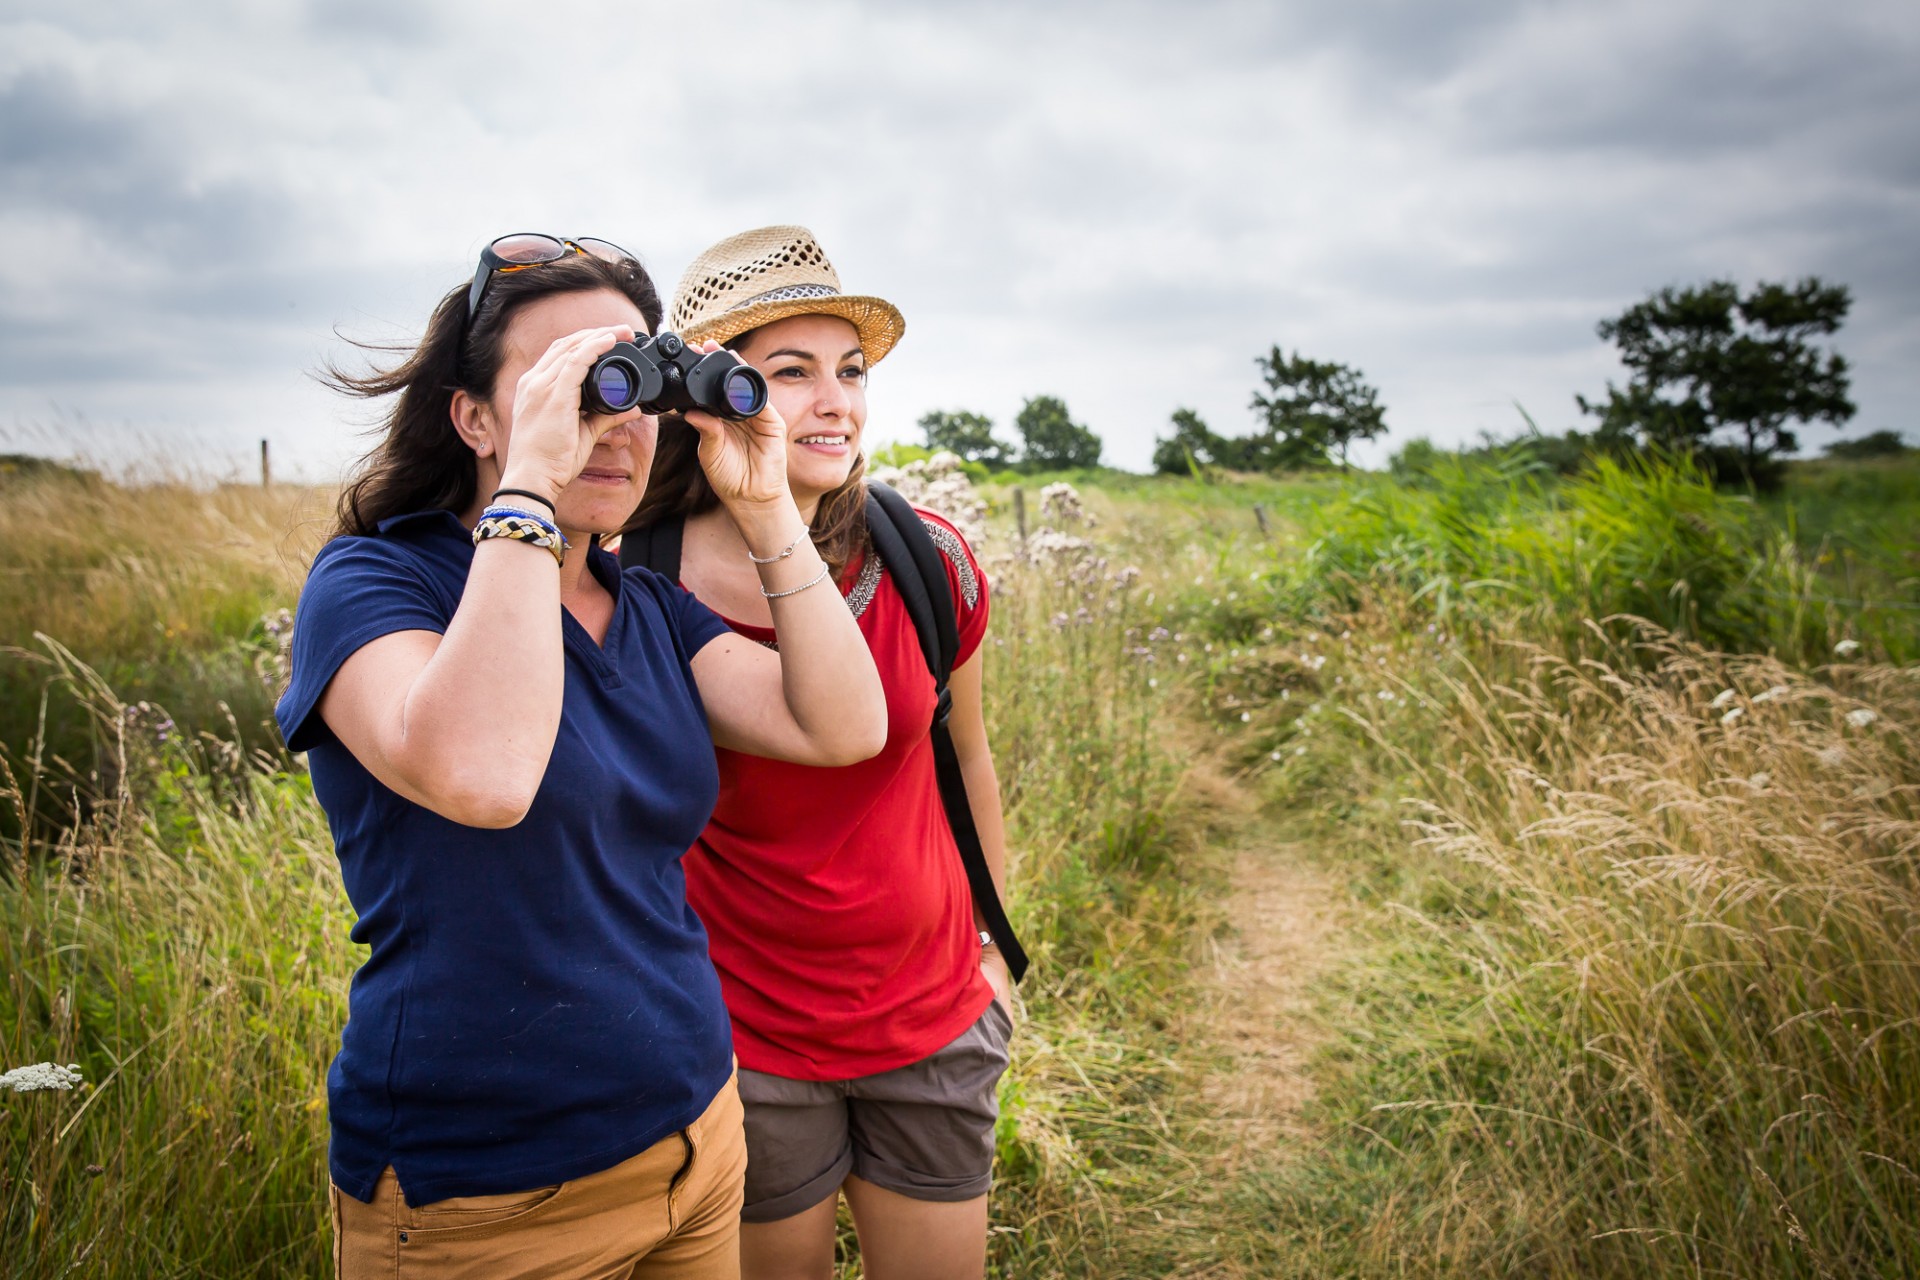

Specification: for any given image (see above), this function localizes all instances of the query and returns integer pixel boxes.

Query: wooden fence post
[1012,486,1027,547]
[260,439,271,489]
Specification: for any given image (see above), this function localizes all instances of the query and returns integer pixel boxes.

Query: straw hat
[669,225,906,366]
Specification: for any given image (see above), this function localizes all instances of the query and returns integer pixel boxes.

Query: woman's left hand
[682,340,790,512]
[981,947,1014,1023]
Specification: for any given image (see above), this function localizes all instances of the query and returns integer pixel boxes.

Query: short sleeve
[669,576,733,659]
[914,509,991,668]
[275,539,454,753]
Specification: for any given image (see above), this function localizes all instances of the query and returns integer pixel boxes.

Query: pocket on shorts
[984,994,1014,1046]
[402,1181,566,1241]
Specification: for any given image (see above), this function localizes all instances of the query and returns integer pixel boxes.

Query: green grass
[3,454,1917,1278]
[1,466,1223,1278]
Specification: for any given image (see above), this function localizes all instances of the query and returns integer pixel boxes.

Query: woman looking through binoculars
[278,234,886,1278]
[625,226,1017,1280]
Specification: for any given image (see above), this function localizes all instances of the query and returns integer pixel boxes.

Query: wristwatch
[979,929,996,948]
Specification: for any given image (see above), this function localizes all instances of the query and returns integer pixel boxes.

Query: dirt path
[1193,834,1340,1174]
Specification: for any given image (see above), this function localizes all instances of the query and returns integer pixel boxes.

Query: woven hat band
[727,282,841,313]
[671,224,906,365]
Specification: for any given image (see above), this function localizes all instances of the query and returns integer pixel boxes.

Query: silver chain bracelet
[760,564,832,599]
[746,527,810,565]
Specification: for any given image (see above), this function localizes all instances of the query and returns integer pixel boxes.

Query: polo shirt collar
[371,508,622,594]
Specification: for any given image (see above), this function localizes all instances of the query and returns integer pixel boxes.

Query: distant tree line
[918,395,1102,473]
[913,274,1893,488]
[1151,348,1387,476]
[1154,275,1886,491]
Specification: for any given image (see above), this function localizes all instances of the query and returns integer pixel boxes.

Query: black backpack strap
[866,483,956,681]
[865,482,1030,983]
[617,517,684,580]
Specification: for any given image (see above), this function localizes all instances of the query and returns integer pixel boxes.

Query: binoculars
[582,331,769,419]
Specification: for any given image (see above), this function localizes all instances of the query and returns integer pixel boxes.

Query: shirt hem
[733,980,995,1083]
[328,1074,727,1207]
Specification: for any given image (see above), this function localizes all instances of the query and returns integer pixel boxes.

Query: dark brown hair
[320,252,663,540]
[626,335,869,581]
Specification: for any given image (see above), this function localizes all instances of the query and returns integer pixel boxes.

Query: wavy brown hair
[626,333,869,581]
[319,252,663,540]
[629,426,869,581]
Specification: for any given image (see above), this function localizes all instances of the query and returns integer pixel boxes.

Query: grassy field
[2,451,1916,1277]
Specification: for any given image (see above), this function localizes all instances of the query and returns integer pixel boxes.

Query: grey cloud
[0,64,288,258]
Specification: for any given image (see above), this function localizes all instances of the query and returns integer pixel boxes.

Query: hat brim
[680,294,905,367]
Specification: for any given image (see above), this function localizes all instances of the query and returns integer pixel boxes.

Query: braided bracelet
[473,509,569,565]
[746,526,810,565]
[759,564,831,599]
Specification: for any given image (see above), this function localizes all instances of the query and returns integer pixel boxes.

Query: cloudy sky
[2,0,1916,480]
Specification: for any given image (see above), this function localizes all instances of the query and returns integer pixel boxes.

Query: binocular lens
[723,369,766,416]
[594,362,638,411]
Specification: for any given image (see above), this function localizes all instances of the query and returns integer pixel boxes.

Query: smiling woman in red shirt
[622,226,1014,1280]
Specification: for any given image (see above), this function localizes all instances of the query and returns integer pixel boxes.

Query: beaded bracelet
[759,564,832,599]
[473,508,569,565]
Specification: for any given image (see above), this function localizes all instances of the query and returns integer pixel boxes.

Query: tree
[1015,395,1101,471]
[1579,277,1855,478]
[1152,408,1220,475]
[1823,430,1911,460]
[1250,348,1387,469]
[918,409,1014,470]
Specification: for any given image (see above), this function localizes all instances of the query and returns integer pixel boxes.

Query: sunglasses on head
[464,234,636,327]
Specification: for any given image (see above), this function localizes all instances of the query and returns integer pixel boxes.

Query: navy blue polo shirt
[276,510,735,1206]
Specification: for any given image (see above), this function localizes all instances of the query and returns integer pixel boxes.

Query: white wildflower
[1281,689,1290,701]
[1816,744,1847,767]
[1709,689,1738,709]
[1721,707,1746,725]
[1751,686,1791,705]
[1847,708,1879,728]
[1295,746,1307,756]
[1239,712,1252,723]
[1833,639,1862,657]
[1270,750,1282,761]
[2,1062,83,1093]
[1747,771,1771,789]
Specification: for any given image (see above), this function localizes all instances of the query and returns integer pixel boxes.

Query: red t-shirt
[682,509,996,1081]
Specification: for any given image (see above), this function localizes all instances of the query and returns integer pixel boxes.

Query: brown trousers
[331,1075,746,1280]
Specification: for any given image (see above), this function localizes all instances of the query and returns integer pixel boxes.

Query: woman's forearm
[737,501,888,764]
[947,654,1011,911]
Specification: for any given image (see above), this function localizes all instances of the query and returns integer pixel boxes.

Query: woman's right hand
[495,324,637,503]
[681,341,792,515]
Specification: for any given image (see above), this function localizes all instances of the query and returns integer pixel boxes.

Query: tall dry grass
[3,462,1224,1279]
[0,468,330,837]
[2,643,354,1277]
[1229,614,1920,1278]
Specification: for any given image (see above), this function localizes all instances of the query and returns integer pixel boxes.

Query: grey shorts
[738,1000,1013,1223]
